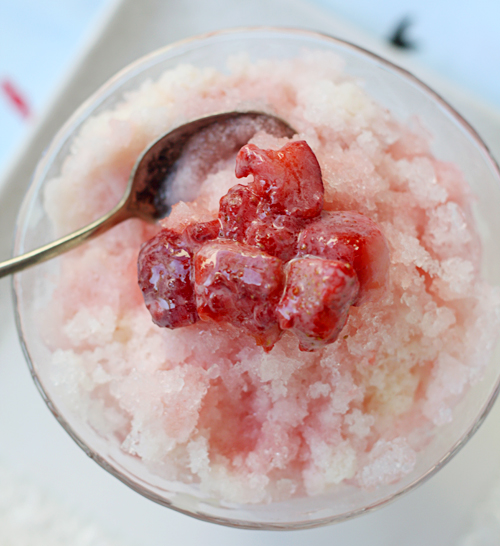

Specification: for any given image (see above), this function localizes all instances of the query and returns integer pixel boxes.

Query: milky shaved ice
[39,50,500,504]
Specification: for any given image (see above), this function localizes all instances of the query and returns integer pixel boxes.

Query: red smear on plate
[1,79,31,119]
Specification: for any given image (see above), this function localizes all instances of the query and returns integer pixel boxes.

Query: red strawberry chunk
[235,141,324,219]
[219,184,259,242]
[219,183,302,260]
[243,211,303,261]
[138,229,198,328]
[194,240,284,350]
[276,257,359,351]
[220,142,322,261]
[297,211,389,305]
[184,219,221,246]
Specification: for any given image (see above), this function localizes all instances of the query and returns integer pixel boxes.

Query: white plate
[1,0,500,544]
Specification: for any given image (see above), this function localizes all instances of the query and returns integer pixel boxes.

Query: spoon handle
[0,205,130,278]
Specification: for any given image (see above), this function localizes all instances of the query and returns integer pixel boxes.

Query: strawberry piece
[183,219,221,246]
[243,211,303,261]
[138,229,198,328]
[220,141,323,260]
[235,140,324,219]
[297,211,389,305]
[276,257,359,351]
[138,220,220,328]
[194,240,284,350]
[219,184,259,242]
[219,184,301,260]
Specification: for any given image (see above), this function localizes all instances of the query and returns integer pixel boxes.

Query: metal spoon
[0,111,295,278]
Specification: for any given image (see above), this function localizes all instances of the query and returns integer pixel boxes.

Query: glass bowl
[12,27,500,530]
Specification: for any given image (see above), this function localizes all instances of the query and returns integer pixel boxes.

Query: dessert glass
[12,27,500,529]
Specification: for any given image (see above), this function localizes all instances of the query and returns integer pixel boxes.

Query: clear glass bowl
[12,27,500,530]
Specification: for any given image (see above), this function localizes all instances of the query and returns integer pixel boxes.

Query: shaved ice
[39,51,500,504]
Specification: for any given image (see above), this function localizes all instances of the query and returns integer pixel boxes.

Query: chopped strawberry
[243,211,303,261]
[184,219,221,246]
[276,257,359,351]
[194,240,284,350]
[235,140,324,219]
[137,220,220,328]
[220,141,322,260]
[219,184,259,242]
[297,211,389,305]
[219,183,301,260]
[137,229,198,328]
[139,139,389,352]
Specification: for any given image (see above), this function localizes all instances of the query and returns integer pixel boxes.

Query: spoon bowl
[0,111,294,278]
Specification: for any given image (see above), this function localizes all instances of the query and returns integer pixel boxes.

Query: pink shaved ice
[40,51,500,504]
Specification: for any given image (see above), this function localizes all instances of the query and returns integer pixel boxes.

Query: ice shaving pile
[41,51,499,503]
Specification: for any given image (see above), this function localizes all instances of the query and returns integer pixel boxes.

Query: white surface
[0,462,124,546]
[1,0,500,544]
